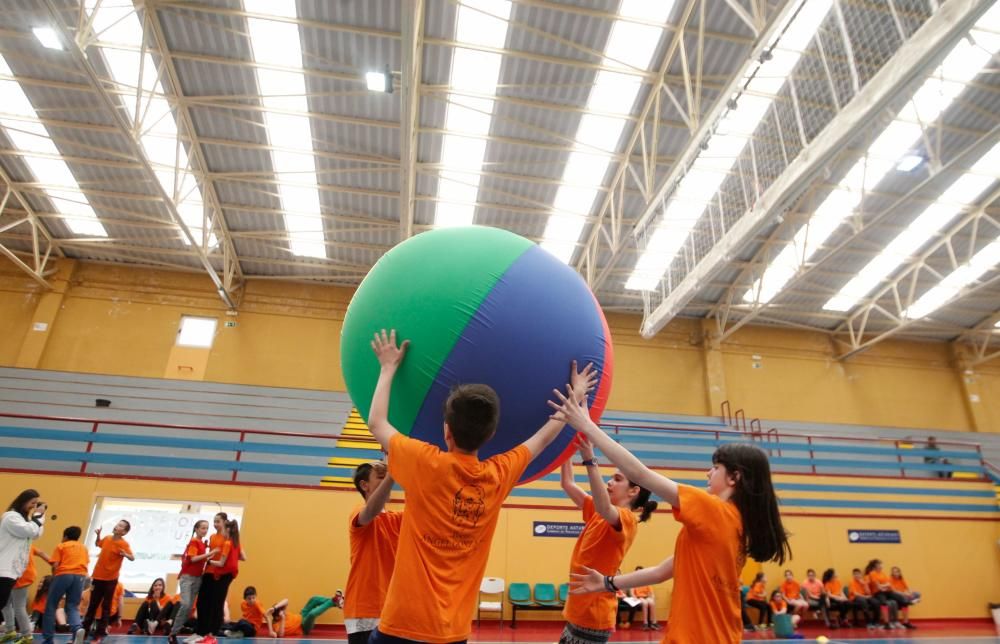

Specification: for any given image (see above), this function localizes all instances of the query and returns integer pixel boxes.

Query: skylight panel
[32,27,63,51]
[86,1,215,247]
[625,0,833,287]
[432,1,512,228]
[744,7,1000,306]
[0,55,107,237]
[824,142,1000,312]
[903,238,1000,320]
[540,1,675,263]
[243,0,327,258]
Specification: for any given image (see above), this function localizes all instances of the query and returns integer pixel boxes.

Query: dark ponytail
[627,480,658,523]
[864,559,880,575]
[712,443,792,564]
[822,568,835,584]
[226,519,240,548]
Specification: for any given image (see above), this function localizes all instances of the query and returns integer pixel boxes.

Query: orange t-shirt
[344,505,403,620]
[780,579,801,600]
[747,582,767,601]
[848,578,869,599]
[51,541,89,576]
[379,433,530,643]
[890,577,908,592]
[211,541,233,579]
[208,533,226,560]
[633,586,652,599]
[563,496,638,630]
[868,570,890,593]
[281,612,303,637]
[91,536,133,581]
[32,591,47,613]
[770,598,787,614]
[801,578,823,599]
[662,485,744,644]
[15,546,40,589]
[824,579,844,598]
[242,600,266,633]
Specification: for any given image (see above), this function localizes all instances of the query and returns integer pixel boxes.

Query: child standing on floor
[1,544,50,644]
[195,513,228,639]
[550,387,791,644]
[343,462,402,644]
[42,527,89,644]
[366,330,596,644]
[203,520,243,640]
[559,436,656,644]
[82,520,134,639]
[168,520,216,644]
[0,489,47,641]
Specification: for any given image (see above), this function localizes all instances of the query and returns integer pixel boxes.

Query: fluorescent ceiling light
[625,0,833,288]
[896,154,923,172]
[540,1,675,263]
[0,56,106,237]
[85,1,216,247]
[745,7,1000,305]
[32,27,63,50]
[243,0,327,257]
[824,141,1000,312]
[432,1,512,227]
[903,237,1000,320]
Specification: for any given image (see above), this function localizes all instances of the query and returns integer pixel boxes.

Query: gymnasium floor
[87,624,1000,644]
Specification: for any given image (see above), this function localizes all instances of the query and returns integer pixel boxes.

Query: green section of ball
[340,226,534,434]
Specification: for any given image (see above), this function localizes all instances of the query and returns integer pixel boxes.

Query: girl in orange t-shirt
[779,570,809,618]
[865,559,913,629]
[769,589,800,628]
[128,578,173,635]
[559,436,655,644]
[745,572,772,629]
[196,512,229,637]
[551,390,792,644]
[890,566,921,604]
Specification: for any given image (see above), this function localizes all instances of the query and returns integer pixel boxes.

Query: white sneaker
[147,620,158,635]
[890,621,904,629]
[71,629,84,644]
[182,636,203,644]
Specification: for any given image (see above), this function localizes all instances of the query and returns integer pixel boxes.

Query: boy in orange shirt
[42,526,88,644]
[83,520,134,638]
[367,330,595,644]
[344,462,402,644]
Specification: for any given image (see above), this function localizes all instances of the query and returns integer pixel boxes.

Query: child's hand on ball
[371,329,410,370]
[569,361,597,398]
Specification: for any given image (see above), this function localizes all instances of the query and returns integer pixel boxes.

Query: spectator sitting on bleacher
[865,559,913,630]
[890,567,921,604]
[849,568,881,630]
[629,567,658,630]
[800,569,831,627]
[769,590,799,630]
[779,570,809,621]
[744,572,772,631]
[821,569,851,628]
[923,437,952,479]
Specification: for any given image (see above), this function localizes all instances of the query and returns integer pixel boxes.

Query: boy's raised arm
[521,361,596,460]
[368,329,410,451]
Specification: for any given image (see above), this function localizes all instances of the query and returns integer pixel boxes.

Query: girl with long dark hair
[558,436,656,644]
[0,490,46,620]
[195,513,228,637]
[549,390,791,644]
[203,519,245,637]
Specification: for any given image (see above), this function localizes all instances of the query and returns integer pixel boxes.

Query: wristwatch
[581,459,598,467]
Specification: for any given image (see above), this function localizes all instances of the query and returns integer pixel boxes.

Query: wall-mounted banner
[847,529,901,544]
[533,521,584,538]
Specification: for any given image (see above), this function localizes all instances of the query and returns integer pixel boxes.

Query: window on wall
[86,497,244,593]
[176,316,217,348]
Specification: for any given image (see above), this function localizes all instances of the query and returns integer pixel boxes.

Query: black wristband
[581,459,597,467]
[608,575,619,591]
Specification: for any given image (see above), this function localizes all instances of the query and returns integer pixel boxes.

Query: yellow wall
[3,259,998,434]
[5,471,997,624]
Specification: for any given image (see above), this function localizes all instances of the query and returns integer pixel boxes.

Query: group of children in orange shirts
[745,563,921,632]
[347,329,793,644]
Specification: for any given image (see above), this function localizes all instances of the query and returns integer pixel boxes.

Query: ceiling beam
[638,0,997,339]
[399,0,424,240]
[146,1,246,301]
[42,0,241,308]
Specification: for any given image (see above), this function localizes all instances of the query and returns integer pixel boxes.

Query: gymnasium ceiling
[0,0,999,364]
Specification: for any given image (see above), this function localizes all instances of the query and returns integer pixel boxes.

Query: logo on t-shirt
[453,485,486,527]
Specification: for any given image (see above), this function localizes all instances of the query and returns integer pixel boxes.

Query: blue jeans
[44,574,84,644]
